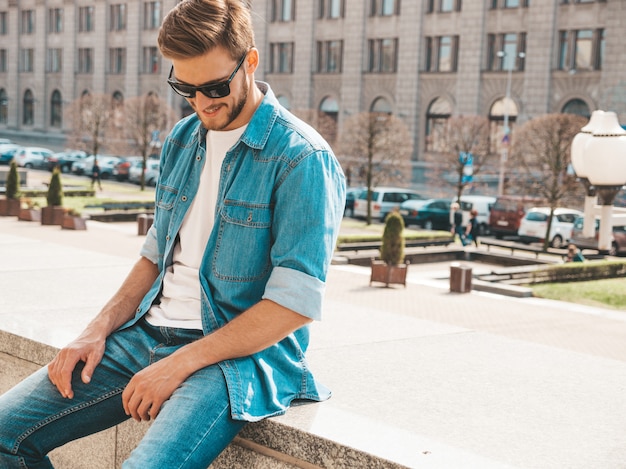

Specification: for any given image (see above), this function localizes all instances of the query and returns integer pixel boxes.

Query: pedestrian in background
[465,208,480,247]
[565,243,585,262]
[91,158,102,190]
[450,202,464,244]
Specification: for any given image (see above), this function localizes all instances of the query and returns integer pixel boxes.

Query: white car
[518,207,583,248]
[453,195,496,236]
[129,159,160,186]
[14,147,54,169]
[353,187,425,222]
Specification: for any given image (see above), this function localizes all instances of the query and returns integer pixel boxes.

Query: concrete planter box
[18,208,41,222]
[369,259,409,287]
[0,198,21,216]
[61,215,87,230]
[41,206,65,226]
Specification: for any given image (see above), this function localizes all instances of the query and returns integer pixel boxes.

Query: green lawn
[532,277,626,311]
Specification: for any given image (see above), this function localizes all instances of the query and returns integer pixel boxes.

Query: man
[0,1,345,467]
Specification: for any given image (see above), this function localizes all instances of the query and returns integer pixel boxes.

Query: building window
[367,38,398,73]
[272,0,295,21]
[50,90,62,128]
[371,97,392,114]
[0,12,7,35]
[23,90,34,126]
[425,97,451,152]
[316,40,343,73]
[562,98,591,118]
[79,6,94,32]
[48,8,63,34]
[492,0,529,6]
[144,2,161,29]
[0,49,6,72]
[20,49,34,72]
[426,0,461,13]
[47,49,63,73]
[269,42,294,73]
[78,48,93,74]
[0,89,7,124]
[557,28,603,71]
[109,48,126,74]
[318,0,345,19]
[487,32,526,71]
[425,36,459,72]
[489,97,518,153]
[370,0,400,15]
[110,4,127,31]
[142,47,160,74]
[21,10,35,34]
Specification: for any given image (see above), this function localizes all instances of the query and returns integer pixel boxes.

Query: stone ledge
[0,328,407,469]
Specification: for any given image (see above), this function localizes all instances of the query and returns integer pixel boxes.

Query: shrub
[6,161,20,200]
[46,167,64,207]
[380,211,405,265]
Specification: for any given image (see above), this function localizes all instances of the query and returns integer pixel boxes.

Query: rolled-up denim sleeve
[263,266,325,321]
[263,148,345,321]
[139,224,158,264]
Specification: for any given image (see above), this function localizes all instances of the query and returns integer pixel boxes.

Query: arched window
[319,96,339,143]
[562,99,590,118]
[370,97,392,115]
[50,90,62,128]
[489,97,518,153]
[277,95,291,110]
[425,97,451,152]
[112,91,124,128]
[320,96,338,122]
[0,89,7,124]
[23,90,35,126]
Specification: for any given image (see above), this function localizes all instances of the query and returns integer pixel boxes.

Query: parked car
[46,150,88,173]
[488,195,546,239]
[14,147,54,170]
[129,159,160,186]
[569,216,626,256]
[0,138,12,145]
[73,154,119,179]
[344,187,365,217]
[0,144,22,165]
[400,198,468,230]
[113,156,143,181]
[353,187,425,222]
[518,207,583,248]
[452,195,496,236]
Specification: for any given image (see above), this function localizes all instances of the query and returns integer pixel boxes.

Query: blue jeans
[0,319,246,468]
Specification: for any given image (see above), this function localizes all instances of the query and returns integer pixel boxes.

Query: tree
[337,112,413,224]
[66,93,117,158]
[424,115,492,201]
[508,113,588,250]
[292,109,338,148]
[123,93,176,190]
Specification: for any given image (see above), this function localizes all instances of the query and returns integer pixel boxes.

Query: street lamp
[579,111,626,253]
[496,50,525,196]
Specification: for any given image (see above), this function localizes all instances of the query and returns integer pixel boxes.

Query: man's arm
[122,299,311,421]
[48,256,159,399]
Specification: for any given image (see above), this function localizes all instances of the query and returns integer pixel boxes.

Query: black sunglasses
[167,53,247,99]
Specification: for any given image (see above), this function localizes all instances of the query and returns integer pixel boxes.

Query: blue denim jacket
[125,82,345,422]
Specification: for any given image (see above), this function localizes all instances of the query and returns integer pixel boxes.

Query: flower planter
[41,206,66,226]
[370,259,409,287]
[61,215,87,230]
[18,208,41,222]
[0,198,21,216]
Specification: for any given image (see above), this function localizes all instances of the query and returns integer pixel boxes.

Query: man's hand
[47,331,107,399]
[122,355,190,422]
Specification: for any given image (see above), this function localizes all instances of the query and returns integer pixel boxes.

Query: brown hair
[158,0,255,61]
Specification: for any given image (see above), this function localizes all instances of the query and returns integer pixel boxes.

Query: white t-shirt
[146,126,247,329]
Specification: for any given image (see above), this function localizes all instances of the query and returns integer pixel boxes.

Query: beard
[196,74,249,131]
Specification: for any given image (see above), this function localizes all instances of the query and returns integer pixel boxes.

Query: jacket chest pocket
[212,202,273,282]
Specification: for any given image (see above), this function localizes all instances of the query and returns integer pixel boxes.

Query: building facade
[0,0,624,170]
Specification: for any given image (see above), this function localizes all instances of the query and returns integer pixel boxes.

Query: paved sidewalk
[1,216,626,468]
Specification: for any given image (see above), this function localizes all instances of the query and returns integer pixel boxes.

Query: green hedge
[530,260,626,284]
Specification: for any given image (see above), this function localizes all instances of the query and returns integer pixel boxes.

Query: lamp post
[571,110,603,237]
[580,111,626,253]
[496,50,525,196]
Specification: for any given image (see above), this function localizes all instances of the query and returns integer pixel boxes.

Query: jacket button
[181,196,187,202]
